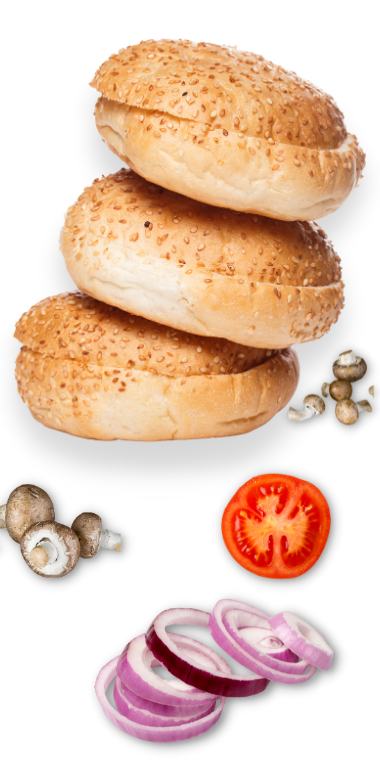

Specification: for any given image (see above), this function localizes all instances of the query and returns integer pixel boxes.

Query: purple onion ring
[269,612,333,670]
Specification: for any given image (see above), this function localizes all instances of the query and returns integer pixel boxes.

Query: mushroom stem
[357,400,372,413]
[288,406,315,422]
[29,546,50,570]
[0,504,6,529]
[321,383,330,398]
[336,350,357,366]
[100,529,121,552]
[28,540,59,570]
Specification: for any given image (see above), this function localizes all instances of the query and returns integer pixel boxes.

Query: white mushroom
[20,521,80,577]
[288,394,325,421]
[321,379,354,402]
[71,512,121,558]
[0,485,54,542]
[333,351,367,382]
[335,398,372,425]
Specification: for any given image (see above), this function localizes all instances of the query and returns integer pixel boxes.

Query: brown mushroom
[20,521,80,577]
[333,351,367,382]
[71,512,121,558]
[369,385,374,398]
[335,398,373,425]
[288,394,325,421]
[0,485,54,543]
[329,380,353,401]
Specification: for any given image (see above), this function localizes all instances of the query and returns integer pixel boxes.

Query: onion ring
[210,600,316,684]
[114,678,216,727]
[95,658,226,743]
[117,632,224,706]
[145,607,269,698]
[117,680,215,718]
[269,612,333,670]
[222,601,309,674]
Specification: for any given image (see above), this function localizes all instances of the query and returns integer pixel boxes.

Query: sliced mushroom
[0,485,54,543]
[329,379,353,401]
[20,521,80,577]
[369,385,374,398]
[288,394,325,421]
[333,350,367,382]
[71,512,121,558]
[335,398,373,424]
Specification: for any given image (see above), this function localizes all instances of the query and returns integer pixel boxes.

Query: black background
[0,35,372,756]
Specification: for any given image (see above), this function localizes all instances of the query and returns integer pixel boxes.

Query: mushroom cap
[335,399,359,425]
[329,379,353,401]
[20,521,80,577]
[333,356,367,382]
[303,394,325,415]
[6,485,54,543]
[71,512,102,558]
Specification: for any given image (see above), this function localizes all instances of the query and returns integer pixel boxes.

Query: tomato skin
[221,474,331,579]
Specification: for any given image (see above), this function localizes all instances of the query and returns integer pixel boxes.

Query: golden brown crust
[91,40,365,219]
[15,346,299,441]
[15,291,275,374]
[60,170,344,348]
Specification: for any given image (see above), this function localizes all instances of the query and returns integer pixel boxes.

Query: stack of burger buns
[14,40,364,441]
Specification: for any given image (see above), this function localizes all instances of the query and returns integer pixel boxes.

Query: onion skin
[146,608,270,698]
[95,657,226,743]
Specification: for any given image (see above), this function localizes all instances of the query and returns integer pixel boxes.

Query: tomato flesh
[222,475,331,579]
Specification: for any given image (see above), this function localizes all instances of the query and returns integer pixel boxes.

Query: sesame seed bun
[60,169,344,349]
[91,39,365,221]
[14,292,299,441]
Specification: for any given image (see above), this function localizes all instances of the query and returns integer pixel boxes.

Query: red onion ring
[117,633,223,707]
[95,657,226,743]
[210,600,316,684]
[145,607,269,698]
[222,601,309,674]
[114,678,216,727]
[269,612,333,670]
[117,680,215,718]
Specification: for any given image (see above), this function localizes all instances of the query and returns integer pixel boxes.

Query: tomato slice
[221,474,331,579]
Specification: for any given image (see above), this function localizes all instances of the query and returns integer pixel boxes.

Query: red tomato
[222,474,331,579]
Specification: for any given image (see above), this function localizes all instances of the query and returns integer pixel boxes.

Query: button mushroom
[71,512,121,558]
[333,350,367,382]
[288,394,325,421]
[0,485,54,543]
[20,521,80,577]
[335,398,372,425]
[321,379,354,402]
